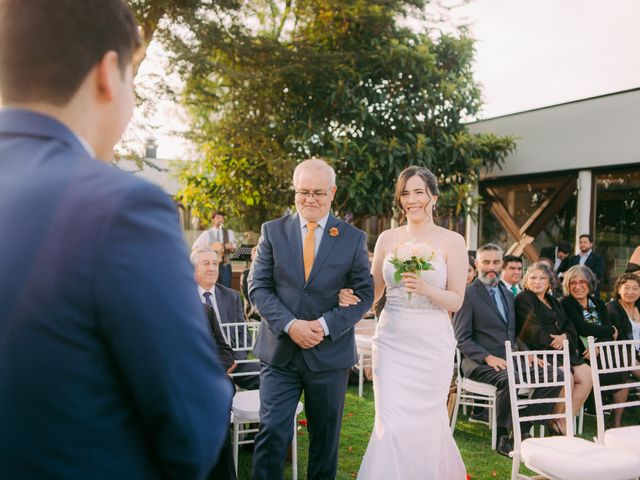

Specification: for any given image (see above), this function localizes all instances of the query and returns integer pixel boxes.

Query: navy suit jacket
[248,213,373,371]
[0,109,233,479]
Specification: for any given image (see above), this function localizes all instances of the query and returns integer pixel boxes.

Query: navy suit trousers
[251,349,349,480]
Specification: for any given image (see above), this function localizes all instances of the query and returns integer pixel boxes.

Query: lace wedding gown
[358,251,466,479]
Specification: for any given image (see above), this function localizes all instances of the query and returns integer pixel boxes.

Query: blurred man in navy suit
[0,1,233,478]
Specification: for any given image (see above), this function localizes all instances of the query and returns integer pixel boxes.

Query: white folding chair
[450,348,499,449]
[221,321,304,479]
[506,339,640,480]
[588,336,640,454]
[354,318,376,397]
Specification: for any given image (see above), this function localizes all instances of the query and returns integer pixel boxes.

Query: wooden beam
[486,187,540,262]
[520,176,577,237]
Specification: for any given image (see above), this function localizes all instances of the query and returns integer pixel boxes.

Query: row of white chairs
[507,338,640,480]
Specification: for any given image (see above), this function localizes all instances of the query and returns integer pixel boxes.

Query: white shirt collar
[299,213,330,231]
[197,284,216,298]
[580,249,592,257]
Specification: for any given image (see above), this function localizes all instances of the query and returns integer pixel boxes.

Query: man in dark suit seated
[193,246,261,390]
[453,243,563,457]
[568,234,605,296]
[0,1,233,478]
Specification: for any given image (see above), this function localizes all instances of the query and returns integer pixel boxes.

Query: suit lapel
[306,215,340,285]
[285,214,305,285]
[214,287,227,322]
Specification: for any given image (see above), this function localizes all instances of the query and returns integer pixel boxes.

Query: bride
[341,166,467,478]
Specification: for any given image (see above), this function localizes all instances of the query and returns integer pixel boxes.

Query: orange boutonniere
[329,227,339,237]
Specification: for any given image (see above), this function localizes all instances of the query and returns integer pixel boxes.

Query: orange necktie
[303,222,318,281]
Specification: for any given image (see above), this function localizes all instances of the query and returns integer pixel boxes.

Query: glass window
[594,168,640,292]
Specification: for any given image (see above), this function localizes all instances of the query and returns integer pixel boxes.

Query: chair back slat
[219,322,261,379]
[506,340,572,453]
[587,336,640,443]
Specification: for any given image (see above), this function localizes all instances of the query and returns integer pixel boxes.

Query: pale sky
[450,0,640,119]
[137,0,640,159]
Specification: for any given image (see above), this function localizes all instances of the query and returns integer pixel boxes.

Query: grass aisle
[237,381,609,479]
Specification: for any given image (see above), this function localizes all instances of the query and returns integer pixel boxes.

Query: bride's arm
[403,232,467,312]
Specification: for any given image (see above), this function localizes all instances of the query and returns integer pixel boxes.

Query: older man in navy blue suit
[0,1,233,479]
[249,158,374,480]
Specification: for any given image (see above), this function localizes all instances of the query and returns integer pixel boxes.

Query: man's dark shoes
[496,435,513,458]
[469,409,489,424]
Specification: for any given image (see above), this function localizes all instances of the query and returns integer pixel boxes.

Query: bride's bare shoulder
[377,227,404,243]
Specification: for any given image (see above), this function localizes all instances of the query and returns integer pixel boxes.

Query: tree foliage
[165,0,516,232]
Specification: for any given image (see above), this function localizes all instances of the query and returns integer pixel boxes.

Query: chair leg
[450,387,461,432]
[358,353,364,398]
[232,421,240,476]
[578,405,584,435]
[292,421,298,480]
[511,452,521,480]
[490,397,497,450]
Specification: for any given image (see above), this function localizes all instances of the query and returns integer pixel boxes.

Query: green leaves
[159,0,516,232]
[388,255,434,284]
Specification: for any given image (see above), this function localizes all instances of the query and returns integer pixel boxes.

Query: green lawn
[236,382,629,479]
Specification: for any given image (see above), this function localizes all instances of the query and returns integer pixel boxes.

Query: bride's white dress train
[358,252,466,479]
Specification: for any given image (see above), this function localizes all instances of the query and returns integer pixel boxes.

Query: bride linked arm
[403,232,467,312]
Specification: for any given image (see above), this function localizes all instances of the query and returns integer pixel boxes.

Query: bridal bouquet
[388,241,435,300]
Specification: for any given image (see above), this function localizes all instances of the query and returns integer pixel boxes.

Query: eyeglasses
[295,190,330,199]
[569,280,589,287]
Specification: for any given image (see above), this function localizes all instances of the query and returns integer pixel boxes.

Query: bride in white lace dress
[341,166,467,478]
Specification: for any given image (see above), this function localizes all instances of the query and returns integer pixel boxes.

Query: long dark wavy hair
[394,166,439,224]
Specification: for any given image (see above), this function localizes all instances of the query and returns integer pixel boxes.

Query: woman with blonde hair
[516,262,592,434]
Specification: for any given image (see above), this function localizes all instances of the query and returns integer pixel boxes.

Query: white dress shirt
[193,226,236,250]
[578,249,592,266]
[500,279,522,295]
[283,213,330,336]
[198,285,221,324]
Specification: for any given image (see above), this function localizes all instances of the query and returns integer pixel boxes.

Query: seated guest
[501,255,523,296]
[192,247,261,390]
[467,254,477,284]
[454,244,563,457]
[627,246,640,273]
[560,265,627,428]
[516,262,592,434]
[539,256,563,298]
[608,273,640,362]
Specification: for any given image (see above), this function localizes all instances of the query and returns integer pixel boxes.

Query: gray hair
[562,264,597,296]
[523,262,554,291]
[477,243,504,257]
[189,246,218,266]
[293,157,336,187]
